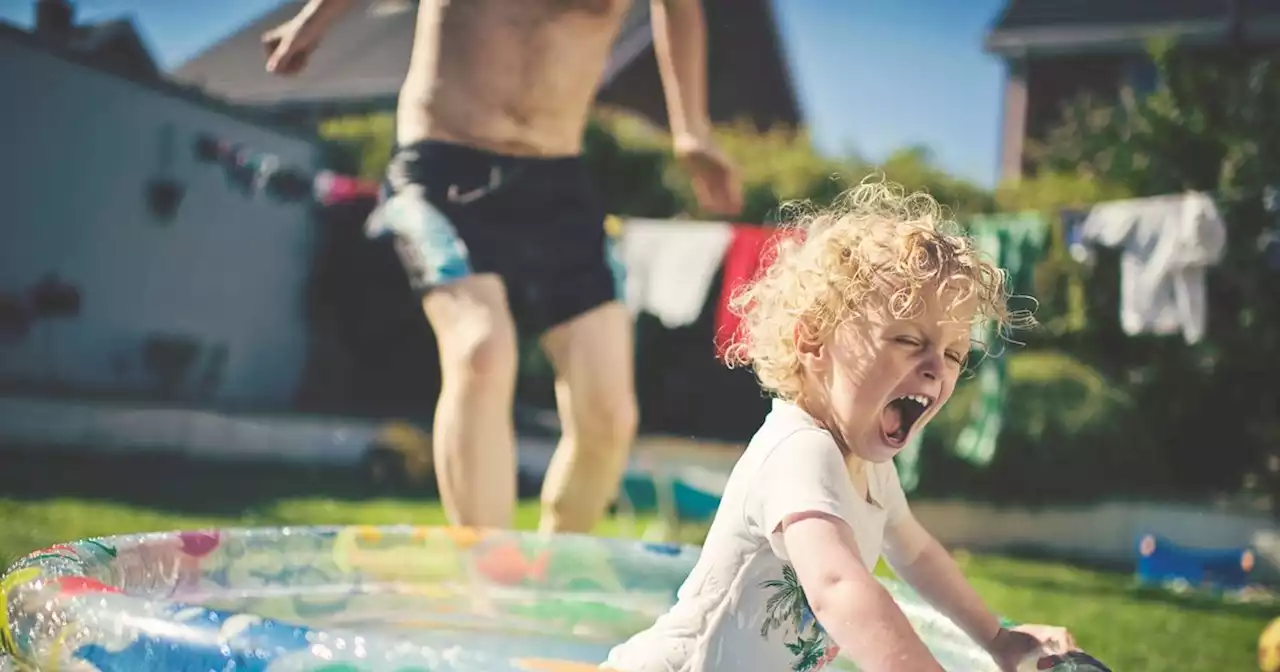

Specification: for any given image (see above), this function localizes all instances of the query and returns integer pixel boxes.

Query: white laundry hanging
[617,218,733,329]
[1071,192,1226,344]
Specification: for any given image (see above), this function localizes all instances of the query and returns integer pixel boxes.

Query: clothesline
[618,191,1280,490]
[183,135,1278,487]
[192,133,380,206]
[627,192,1276,345]
[192,131,1276,344]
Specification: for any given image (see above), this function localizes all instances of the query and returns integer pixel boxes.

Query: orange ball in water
[1261,616,1280,672]
[478,543,531,585]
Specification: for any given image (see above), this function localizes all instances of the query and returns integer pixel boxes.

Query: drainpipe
[1226,0,1244,49]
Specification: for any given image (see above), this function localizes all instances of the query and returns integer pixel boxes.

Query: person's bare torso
[398,0,632,156]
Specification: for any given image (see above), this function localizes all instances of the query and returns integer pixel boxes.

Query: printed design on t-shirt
[759,564,842,671]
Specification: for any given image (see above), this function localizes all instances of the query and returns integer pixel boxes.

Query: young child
[605,181,1086,672]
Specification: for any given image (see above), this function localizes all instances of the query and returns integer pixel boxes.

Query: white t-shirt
[605,399,912,672]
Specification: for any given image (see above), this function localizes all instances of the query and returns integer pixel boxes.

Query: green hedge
[915,350,1171,504]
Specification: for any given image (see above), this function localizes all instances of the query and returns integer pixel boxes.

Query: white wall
[0,37,324,409]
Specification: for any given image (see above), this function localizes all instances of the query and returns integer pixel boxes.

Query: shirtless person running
[263,0,741,534]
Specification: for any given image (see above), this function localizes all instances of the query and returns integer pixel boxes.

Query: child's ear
[794,320,825,364]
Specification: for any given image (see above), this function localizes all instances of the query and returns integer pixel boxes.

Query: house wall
[1000,53,1146,181]
[997,59,1029,183]
[1025,54,1128,146]
[0,37,324,410]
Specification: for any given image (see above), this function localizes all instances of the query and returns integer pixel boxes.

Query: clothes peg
[265,169,313,202]
[192,133,220,163]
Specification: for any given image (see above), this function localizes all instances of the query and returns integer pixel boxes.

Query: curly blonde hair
[722,177,1032,401]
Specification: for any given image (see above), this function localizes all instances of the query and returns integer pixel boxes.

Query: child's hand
[987,624,1077,671]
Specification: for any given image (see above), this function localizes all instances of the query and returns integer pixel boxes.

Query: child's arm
[876,467,1006,652]
[883,515,1003,648]
[753,432,944,671]
[782,512,946,672]
[884,515,1079,670]
[878,468,1076,669]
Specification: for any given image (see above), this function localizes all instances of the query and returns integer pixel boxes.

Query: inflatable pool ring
[1,526,1088,671]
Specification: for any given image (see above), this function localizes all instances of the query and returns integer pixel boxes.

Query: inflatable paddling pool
[0,526,1072,671]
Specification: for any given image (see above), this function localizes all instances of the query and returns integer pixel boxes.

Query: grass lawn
[0,450,1272,671]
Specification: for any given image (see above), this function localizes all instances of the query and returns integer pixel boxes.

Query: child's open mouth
[881,394,931,446]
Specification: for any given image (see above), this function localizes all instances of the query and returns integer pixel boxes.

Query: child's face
[799,282,973,464]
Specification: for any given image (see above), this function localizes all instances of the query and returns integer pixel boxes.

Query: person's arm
[649,0,712,144]
[885,517,1004,651]
[295,0,357,26]
[752,433,943,672]
[878,467,1003,653]
[263,0,358,74]
[784,514,946,672]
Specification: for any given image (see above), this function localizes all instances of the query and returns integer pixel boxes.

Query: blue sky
[0,0,1010,185]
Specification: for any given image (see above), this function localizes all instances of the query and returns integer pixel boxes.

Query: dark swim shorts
[365,140,627,335]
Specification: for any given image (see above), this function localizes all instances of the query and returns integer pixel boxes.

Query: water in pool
[0,526,1014,671]
[192,582,655,667]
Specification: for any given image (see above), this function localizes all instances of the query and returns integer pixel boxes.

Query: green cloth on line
[956,212,1047,466]
[895,212,1048,491]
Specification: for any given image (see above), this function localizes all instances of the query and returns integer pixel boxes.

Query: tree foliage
[992,39,1280,503]
[318,108,994,223]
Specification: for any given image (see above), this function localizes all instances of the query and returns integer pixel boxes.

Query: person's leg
[366,142,522,528]
[502,156,636,535]
[538,299,638,534]
[421,274,519,528]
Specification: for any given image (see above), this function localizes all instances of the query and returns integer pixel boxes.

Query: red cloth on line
[714,224,788,356]
[316,171,381,206]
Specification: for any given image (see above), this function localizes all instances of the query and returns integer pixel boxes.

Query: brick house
[172,0,803,133]
[984,0,1280,181]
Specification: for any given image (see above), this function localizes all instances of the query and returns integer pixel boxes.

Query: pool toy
[1136,533,1254,592]
[613,452,730,542]
[1,526,1095,671]
[618,471,721,521]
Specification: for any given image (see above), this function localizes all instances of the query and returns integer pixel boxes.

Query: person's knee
[428,285,519,385]
[446,319,517,383]
[545,392,636,526]
[572,391,638,451]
